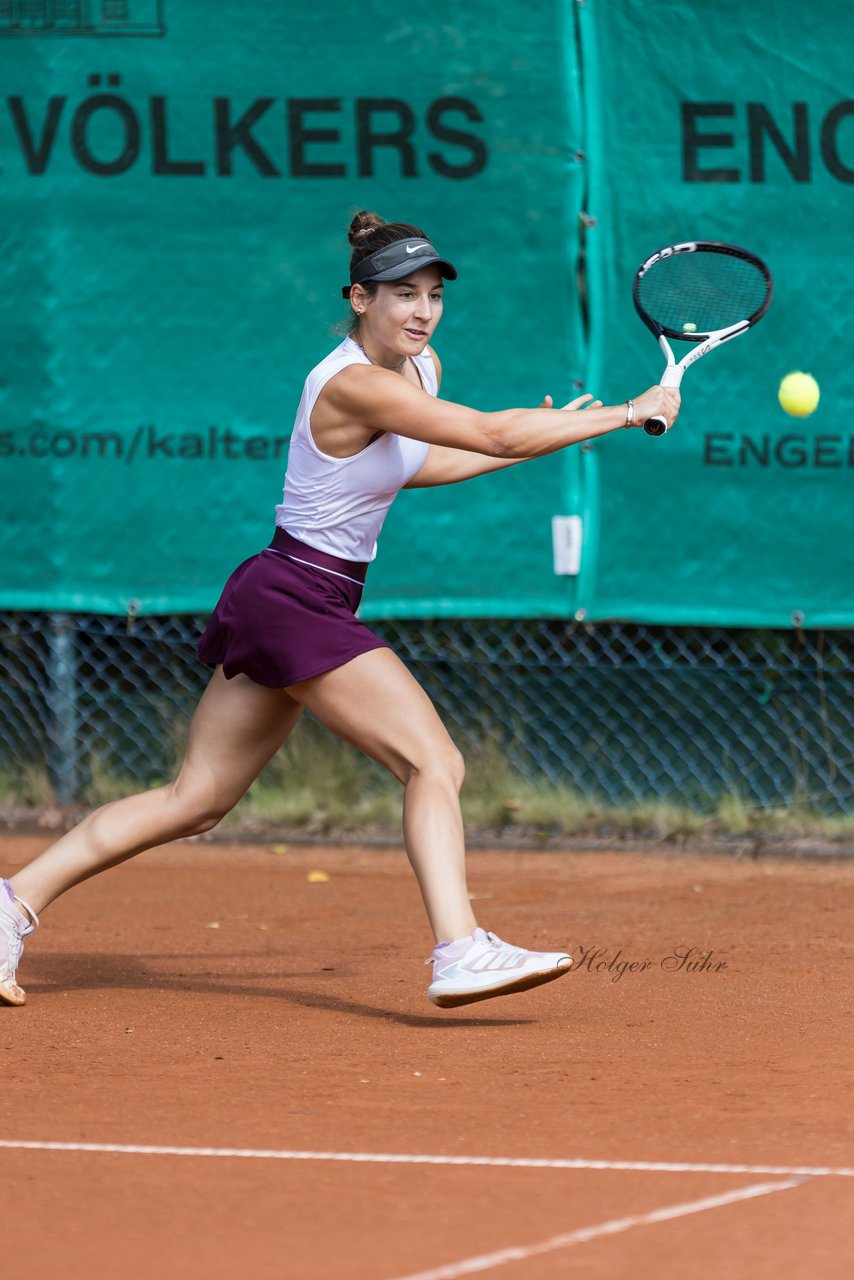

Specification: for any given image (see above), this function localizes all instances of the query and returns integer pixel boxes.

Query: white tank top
[275,336,433,562]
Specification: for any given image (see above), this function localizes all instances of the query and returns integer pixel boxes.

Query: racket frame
[633,241,772,437]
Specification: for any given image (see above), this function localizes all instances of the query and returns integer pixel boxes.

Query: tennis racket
[633,241,773,437]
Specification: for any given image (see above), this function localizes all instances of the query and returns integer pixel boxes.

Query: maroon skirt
[197,528,388,688]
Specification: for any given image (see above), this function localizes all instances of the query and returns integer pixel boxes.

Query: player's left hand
[539,393,603,411]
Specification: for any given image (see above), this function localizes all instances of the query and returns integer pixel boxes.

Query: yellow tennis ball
[778,371,820,417]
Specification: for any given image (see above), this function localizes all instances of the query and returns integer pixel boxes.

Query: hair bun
[348,209,386,247]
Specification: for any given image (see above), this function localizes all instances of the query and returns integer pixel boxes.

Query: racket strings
[636,252,769,336]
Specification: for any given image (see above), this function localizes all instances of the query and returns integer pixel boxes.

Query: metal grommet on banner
[790,609,805,629]
[126,598,141,635]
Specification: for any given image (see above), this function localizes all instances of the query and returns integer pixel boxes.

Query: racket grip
[643,416,669,437]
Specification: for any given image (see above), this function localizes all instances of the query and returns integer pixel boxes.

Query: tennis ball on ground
[778,371,820,417]
[307,869,330,883]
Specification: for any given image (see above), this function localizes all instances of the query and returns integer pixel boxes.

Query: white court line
[386,1179,803,1280]
[0,1140,852,1178]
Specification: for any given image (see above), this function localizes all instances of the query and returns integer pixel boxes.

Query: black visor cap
[342,237,457,298]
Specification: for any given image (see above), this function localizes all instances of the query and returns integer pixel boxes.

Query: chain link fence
[1,611,852,812]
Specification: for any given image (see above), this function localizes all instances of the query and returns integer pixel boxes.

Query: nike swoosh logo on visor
[405,243,423,253]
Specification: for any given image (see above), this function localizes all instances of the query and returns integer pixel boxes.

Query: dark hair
[345,210,429,333]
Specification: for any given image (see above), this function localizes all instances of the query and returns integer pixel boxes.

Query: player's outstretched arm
[406,395,603,488]
[325,364,680,461]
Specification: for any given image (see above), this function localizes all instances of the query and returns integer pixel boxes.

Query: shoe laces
[425,928,507,966]
[15,898,38,937]
[4,929,24,976]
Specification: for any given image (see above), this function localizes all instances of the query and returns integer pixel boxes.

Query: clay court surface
[1,835,852,1279]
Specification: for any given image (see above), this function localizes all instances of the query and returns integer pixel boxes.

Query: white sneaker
[426,928,572,1008]
[0,880,39,1007]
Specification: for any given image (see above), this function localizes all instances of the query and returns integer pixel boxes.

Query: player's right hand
[632,386,681,430]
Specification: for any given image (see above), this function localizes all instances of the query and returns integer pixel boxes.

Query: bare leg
[287,648,477,943]
[9,668,303,914]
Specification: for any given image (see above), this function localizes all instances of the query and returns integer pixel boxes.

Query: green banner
[0,0,584,616]
[576,0,854,628]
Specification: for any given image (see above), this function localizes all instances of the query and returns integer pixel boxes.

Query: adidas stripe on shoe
[426,927,572,1008]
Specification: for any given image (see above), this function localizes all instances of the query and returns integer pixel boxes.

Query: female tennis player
[1,211,679,1010]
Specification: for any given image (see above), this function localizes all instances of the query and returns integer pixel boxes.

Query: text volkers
[5,82,487,179]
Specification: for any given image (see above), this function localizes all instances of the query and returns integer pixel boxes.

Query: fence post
[46,613,81,803]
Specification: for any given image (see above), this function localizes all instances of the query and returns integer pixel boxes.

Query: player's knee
[183,809,225,837]
[166,784,232,837]
[408,741,465,793]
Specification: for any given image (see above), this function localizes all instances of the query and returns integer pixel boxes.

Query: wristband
[624,399,635,428]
